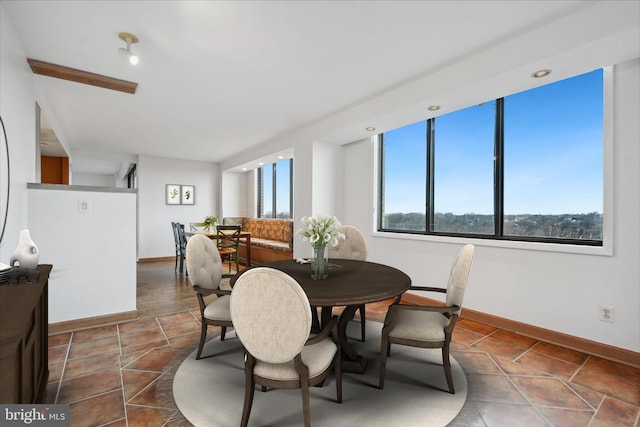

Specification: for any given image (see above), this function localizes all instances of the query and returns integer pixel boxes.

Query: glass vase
[310,245,329,280]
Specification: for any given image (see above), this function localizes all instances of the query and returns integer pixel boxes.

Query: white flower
[296,214,346,248]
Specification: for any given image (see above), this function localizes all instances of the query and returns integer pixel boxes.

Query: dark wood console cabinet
[0,264,51,403]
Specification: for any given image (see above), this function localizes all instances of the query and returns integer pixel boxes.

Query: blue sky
[383,69,603,216]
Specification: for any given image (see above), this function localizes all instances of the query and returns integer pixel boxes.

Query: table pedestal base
[341,354,368,374]
[321,305,369,374]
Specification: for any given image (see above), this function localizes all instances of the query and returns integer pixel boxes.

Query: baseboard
[138,256,175,263]
[401,293,639,369]
[49,310,139,334]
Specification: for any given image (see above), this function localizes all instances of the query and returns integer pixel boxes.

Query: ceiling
[1,1,638,176]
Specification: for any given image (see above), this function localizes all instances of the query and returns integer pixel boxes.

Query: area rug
[173,321,467,426]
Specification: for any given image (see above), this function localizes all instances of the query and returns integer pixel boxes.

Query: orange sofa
[222,217,294,265]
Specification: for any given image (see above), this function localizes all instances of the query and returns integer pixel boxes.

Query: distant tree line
[383,212,603,241]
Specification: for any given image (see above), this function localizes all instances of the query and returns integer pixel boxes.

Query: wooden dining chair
[230,267,342,427]
[186,234,232,359]
[172,222,188,275]
[378,244,475,393]
[171,222,181,272]
[216,225,241,276]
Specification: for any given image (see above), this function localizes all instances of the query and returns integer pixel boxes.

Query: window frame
[257,158,294,219]
[375,67,613,255]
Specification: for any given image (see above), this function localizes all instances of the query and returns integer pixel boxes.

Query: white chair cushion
[203,295,231,321]
[254,338,337,381]
[186,234,223,290]
[445,244,475,314]
[328,225,367,261]
[230,268,313,364]
[388,309,450,342]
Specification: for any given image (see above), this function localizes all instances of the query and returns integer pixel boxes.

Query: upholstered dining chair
[327,225,368,341]
[230,267,342,427]
[379,244,475,394]
[215,224,241,276]
[186,234,232,360]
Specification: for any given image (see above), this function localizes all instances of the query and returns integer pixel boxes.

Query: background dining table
[185,229,252,267]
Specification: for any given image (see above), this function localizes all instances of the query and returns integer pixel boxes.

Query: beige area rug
[173,321,467,427]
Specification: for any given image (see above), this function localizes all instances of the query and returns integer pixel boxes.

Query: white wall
[72,173,117,188]
[1,8,138,325]
[312,141,343,219]
[137,154,220,259]
[0,6,36,261]
[341,59,640,353]
[27,186,137,323]
[221,170,249,218]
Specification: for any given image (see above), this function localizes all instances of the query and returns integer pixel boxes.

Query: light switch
[78,199,92,213]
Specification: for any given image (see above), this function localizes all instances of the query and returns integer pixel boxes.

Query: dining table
[185,229,252,267]
[231,258,411,374]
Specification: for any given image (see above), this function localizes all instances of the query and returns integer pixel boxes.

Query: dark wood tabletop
[247,259,412,307]
[231,258,411,374]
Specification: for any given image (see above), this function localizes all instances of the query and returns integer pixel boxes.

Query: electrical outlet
[78,199,92,213]
[599,304,615,323]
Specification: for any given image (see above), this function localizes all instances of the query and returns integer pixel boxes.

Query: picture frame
[166,184,181,205]
[181,185,195,205]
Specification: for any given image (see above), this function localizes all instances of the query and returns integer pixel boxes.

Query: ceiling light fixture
[365,127,376,132]
[118,32,139,66]
[428,105,440,111]
[532,69,551,78]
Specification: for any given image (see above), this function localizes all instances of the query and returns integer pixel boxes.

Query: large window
[258,158,293,219]
[379,69,603,245]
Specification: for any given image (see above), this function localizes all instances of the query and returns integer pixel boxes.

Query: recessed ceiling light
[242,167,249,171]
[365,127,376,132]
[258,162,264,166]
[277,155,285,159]
[428,105,440,111]
[532,69,551,78]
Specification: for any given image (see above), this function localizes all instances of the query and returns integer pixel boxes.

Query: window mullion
[378,134,386,230]
[257,167,263,217]
[271,163,277,218]
[426,118,435,232]
[494,98,505,237]
[289,159,293,219]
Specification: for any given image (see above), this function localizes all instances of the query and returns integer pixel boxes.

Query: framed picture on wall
[181,185,195,205]
[166,184,181,205]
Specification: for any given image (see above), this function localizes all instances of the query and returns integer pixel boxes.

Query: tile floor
[45,262,640,427]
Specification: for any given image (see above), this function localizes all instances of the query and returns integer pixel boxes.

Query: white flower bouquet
[297,215,345,248]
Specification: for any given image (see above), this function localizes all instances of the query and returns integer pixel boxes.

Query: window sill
[371,231,612,256]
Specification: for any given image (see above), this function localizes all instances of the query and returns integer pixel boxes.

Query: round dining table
[231,258,411,374]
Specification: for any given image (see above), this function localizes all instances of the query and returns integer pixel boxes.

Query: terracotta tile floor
[45,261,640,426]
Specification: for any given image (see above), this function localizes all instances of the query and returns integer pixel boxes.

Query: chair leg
[310,306,320,333]
[196,320,207,360]
[220,326,227,341]
[379,330,389,389]
[442,344,455,394]
[334,353,342,403]
[301,376,311,427]
[240,369,255,427]
[359,304,366,341]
